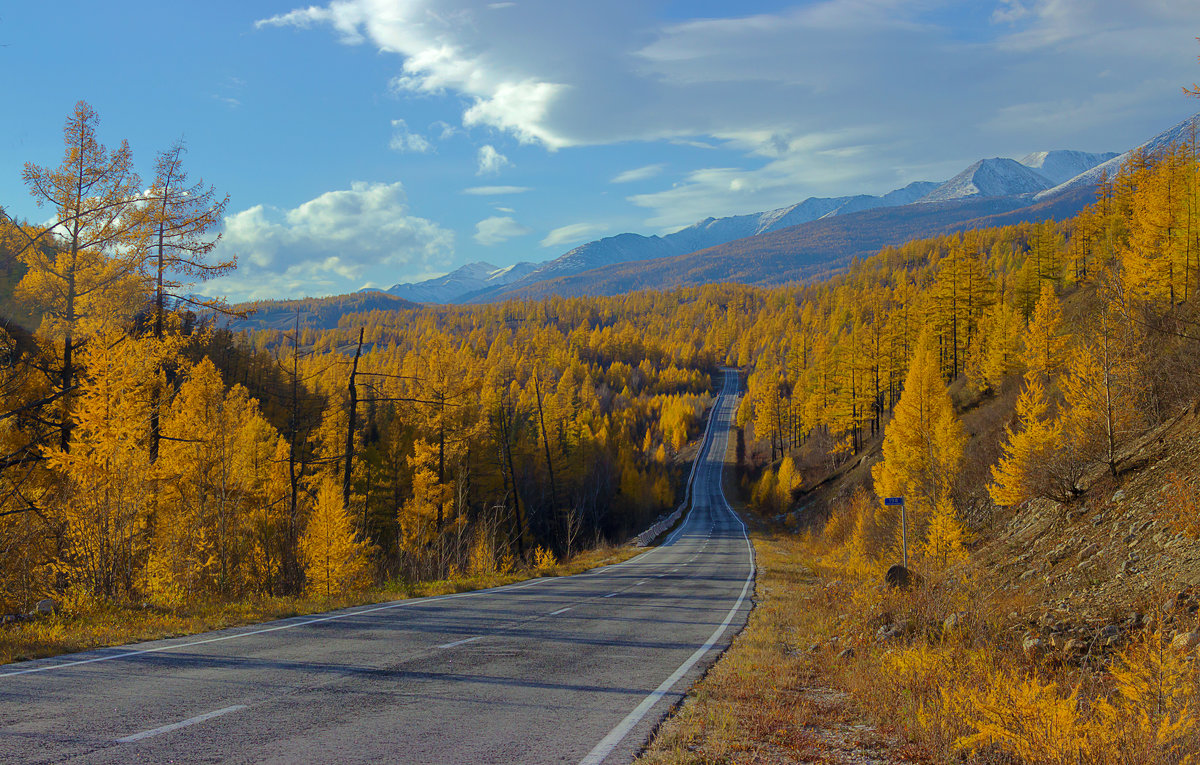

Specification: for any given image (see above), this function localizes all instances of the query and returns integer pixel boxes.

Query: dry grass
[0,542,641,666]
[642,501,1200,764]
[639,527,911,764]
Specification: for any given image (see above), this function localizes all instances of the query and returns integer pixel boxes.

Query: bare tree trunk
[343,327,363,509]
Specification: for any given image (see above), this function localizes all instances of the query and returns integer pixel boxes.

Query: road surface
[0,369,754,764]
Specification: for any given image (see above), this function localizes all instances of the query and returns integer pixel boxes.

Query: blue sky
[3,1,1200,301]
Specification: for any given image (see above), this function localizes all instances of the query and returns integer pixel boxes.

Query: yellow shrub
[951,669,1088,765]
[534,545,557,570]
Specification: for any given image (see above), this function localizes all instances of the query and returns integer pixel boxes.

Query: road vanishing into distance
[1,369,754,764]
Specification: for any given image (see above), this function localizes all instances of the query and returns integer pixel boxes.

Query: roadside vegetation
[0,541,639,666]
[645,86,1200,763]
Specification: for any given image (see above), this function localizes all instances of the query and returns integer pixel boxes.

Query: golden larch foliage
[989,378,1061,507]
[300,478,374,598]
[872,329,965,526]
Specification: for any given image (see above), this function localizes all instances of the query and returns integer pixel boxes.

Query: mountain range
[358,114,1195,304]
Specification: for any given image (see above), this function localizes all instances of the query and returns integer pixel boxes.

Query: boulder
[1022,636,1045,660]
[1171,630,1200,653]
[33,599,56,616]
[884,564,919,590]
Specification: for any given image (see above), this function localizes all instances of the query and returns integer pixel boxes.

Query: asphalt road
[0,369,754,764]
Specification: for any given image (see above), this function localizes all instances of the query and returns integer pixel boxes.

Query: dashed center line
[550,607,573,615]
[437,636,483,649]
[117,705,246,743]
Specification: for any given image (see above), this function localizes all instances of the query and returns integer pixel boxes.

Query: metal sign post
[883,497,907,568]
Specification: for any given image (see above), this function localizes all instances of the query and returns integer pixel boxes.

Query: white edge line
[437,635,484,649]
[1,577,554,678]
[578,373,755,765]
[6,375,735,682]
[116,705,247,743]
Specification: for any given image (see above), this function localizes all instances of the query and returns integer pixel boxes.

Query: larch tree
[300,477,374,598]
[871,329,966,543]
[989,378,1061,507]
[138,140,232,463]
[1059,303,1141,478]
[922,499,968,571]
[15,102,145,452]
[775,454,801,510]
[47,331,159,601]
[1022,282,1069,385]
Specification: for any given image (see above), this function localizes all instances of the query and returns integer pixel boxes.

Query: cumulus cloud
[474,215,531,245]
[389,119,433,153]
[206,181,453,301]
[462,185,530,195]
[259,0,1200,224]
[611,163,665,184]
[540,222,608,249]
[476,145,512,175]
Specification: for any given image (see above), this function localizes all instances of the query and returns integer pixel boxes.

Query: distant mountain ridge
[368,121,1200,306]
[477,115,1197,301]
[374,182,941,304]
[1035,115,1200,202]
[375,261,538,304]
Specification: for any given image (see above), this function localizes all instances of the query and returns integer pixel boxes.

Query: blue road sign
[883,497,904,506]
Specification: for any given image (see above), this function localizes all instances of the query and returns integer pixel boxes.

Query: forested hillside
[0,103,729,614]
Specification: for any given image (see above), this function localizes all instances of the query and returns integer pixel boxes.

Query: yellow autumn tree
[15,102,146,453]
[1059,304,1141,478]
[47,331,160,602]
[969,301,1024,392]
[775,454,801,510]
[1022,283,1069,384]
[300,477,374,598]
[149,359,283,602]
[399,439,450,556]
[922,499,968,570]
[872,329,966,544]
[989,379,1062,507]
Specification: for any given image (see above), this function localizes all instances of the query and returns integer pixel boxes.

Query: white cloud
[611,163,665,183]
[462,185,530,195]
[389,119,433,153]
[540,222,608,249]
[259,0,1200,225]
[431,120,460,140]
[476,144,512,175]
[474,215,531,245]
[206,181,453,301]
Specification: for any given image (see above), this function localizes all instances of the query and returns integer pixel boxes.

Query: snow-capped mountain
[1035,113,1200,201]
[918,158,1057,203]
[490,181,941,297]
[377,261,538,304]
[374,134,1134,304]
[1018,150,1120,185]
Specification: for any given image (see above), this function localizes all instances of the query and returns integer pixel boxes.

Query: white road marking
[579,373,756,765]
[117,705,246,743]
[604,592,619,598]
[550,607,572,615]
[0,577,558,678]
[437,636,483,649]
[635,580,647,586]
